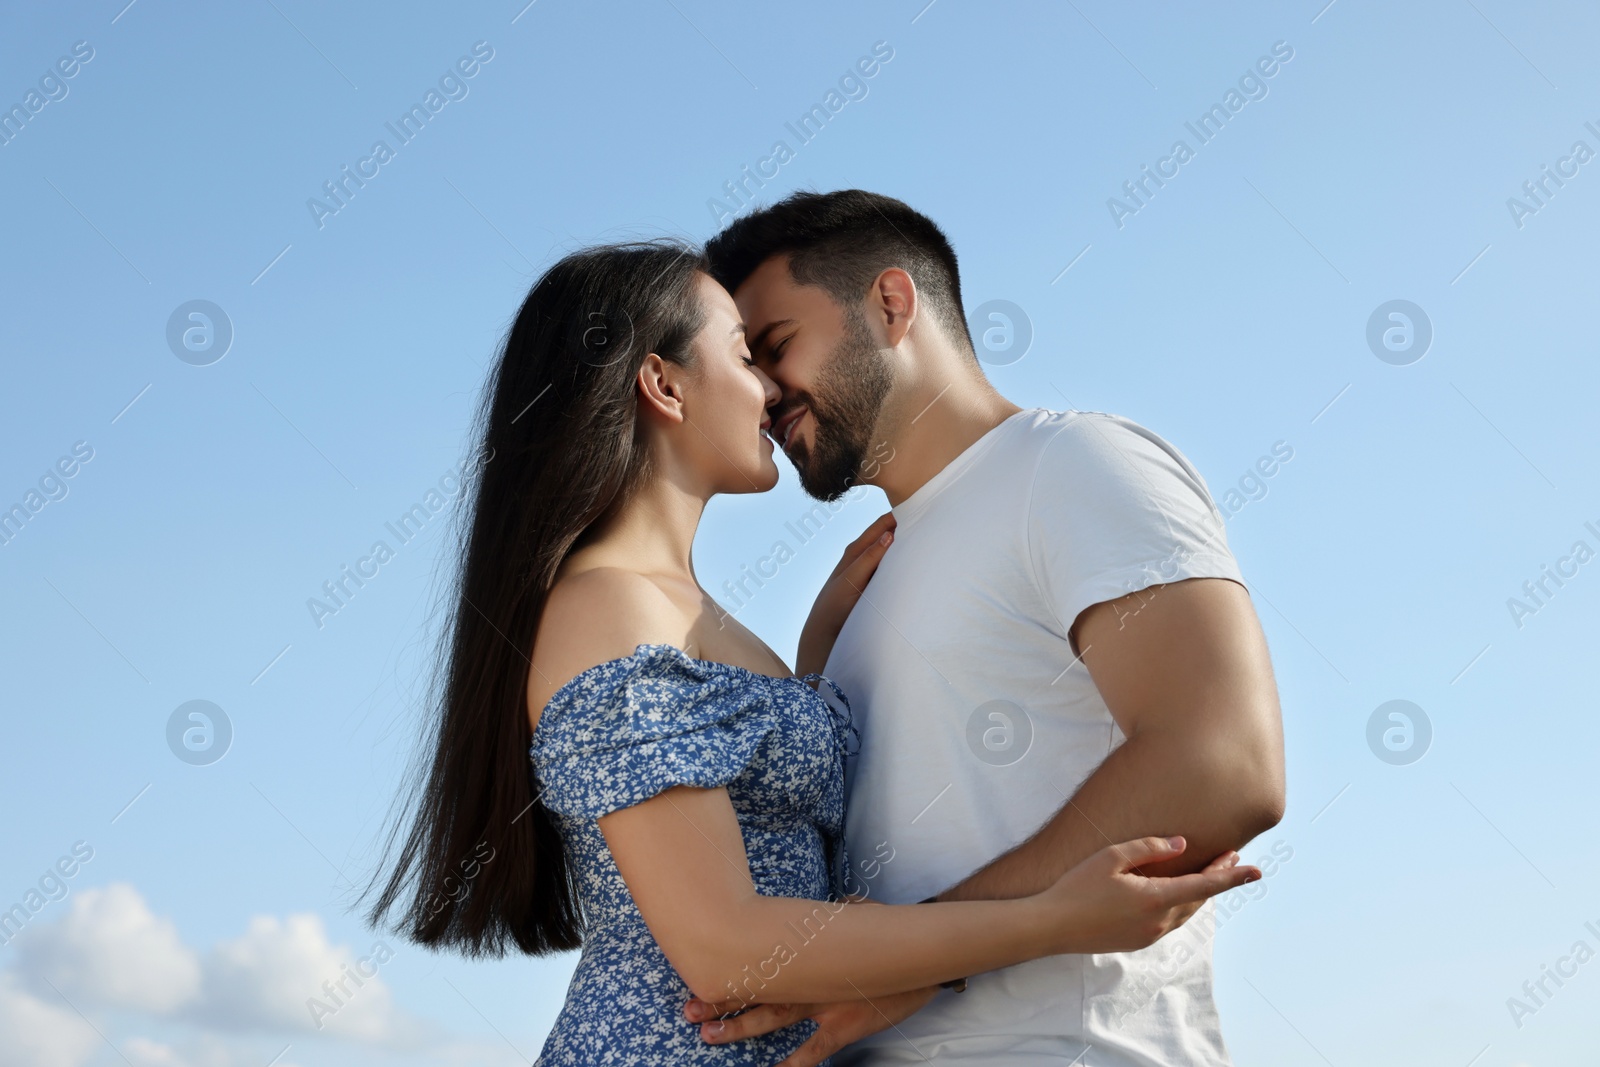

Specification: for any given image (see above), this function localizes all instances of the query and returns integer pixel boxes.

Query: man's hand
[684,985,938,1066]
[682,895,937,1065]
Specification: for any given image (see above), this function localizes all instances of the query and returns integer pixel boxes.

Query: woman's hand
[1034,836,1260,955]
[796,512,896,676]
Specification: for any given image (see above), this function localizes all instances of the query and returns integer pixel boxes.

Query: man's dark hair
[705,189,974,356]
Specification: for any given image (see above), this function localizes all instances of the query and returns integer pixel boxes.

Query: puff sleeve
[529,644,781,819]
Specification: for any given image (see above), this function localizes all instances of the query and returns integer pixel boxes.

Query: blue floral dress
[528,643,860,1066]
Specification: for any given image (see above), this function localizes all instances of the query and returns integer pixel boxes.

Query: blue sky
[2,1,1597,1064]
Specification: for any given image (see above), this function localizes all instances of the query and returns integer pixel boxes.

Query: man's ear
[636,353,686,424]
[870,267,918,347]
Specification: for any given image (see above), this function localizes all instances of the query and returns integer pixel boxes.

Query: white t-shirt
[826,407,1247,1067]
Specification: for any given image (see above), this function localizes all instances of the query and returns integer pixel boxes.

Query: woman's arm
[600,781,1258,1005]
[795,512,896,676]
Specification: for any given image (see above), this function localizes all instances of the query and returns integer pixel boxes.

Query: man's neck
[872,384,1024,508]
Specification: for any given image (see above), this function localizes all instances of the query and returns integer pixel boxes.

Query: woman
[364,241,1258,1065]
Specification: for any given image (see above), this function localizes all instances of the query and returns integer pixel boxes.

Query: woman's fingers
[1153,863,1261,908]
[836,513,896,570]
[840,525,894,587]
[854,511,896,543]
[1161,855,1237,927]
[1166,861,1239,923]
[1106,835,1188,872]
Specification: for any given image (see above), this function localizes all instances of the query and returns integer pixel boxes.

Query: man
[687,190,1286,1065]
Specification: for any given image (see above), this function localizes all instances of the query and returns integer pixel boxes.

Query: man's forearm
[937,729,1282,902]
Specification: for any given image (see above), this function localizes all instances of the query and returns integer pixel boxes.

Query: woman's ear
[636,353,686,424]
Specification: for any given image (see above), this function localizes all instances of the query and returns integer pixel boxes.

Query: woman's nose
[755,366,782,407]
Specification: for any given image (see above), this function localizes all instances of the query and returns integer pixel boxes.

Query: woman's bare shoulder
[527,567,688,725]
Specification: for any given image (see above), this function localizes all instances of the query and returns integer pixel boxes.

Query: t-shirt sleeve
[529,644,780,819]
[1025,414,1247,643]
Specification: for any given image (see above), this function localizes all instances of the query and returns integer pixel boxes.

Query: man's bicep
[1073,576,1276,739]
[1071,577,1286,876]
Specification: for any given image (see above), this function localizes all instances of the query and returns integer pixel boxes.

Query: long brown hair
[362,241,709,956]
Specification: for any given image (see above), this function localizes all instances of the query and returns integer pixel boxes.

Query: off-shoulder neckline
[534,642,811,738]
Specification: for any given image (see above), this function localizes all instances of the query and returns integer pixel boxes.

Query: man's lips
[768,406,807,451]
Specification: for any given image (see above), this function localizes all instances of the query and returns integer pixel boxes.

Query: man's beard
[789,309,892,501]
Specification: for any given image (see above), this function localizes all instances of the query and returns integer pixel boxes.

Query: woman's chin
[747,457,781,494]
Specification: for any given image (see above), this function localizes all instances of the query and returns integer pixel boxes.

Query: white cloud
[0,973,98,1067]
[120,1033,306,1067]
[122,1038,188,1066]
[121,1035,269,1067]
[6,882,420,1050]
[13,883,201,1014]
[198,912,412,1043]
